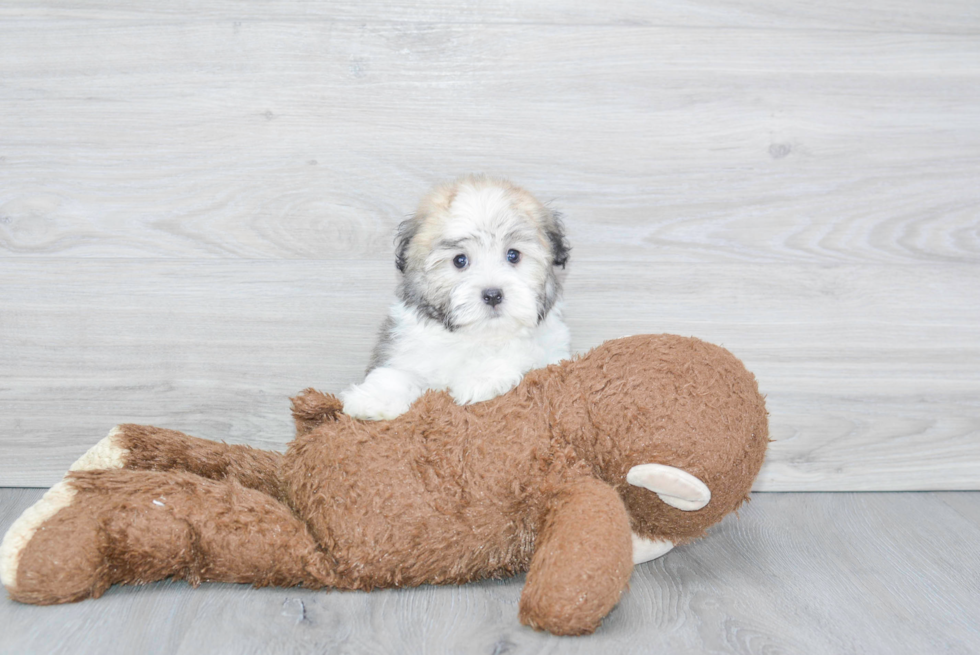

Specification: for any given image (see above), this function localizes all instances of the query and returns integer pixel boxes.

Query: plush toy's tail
[291,388,344,437]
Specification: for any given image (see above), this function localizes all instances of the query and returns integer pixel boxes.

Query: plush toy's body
[0,335,768,635]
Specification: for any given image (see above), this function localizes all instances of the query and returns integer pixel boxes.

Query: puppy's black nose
[482,288,504,307]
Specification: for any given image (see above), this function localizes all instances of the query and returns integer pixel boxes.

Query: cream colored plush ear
[626,463,711,511]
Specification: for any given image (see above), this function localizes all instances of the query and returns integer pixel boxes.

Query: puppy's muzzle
[482,288,504,307]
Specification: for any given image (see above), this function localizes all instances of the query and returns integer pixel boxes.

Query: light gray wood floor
[2,488,977,654]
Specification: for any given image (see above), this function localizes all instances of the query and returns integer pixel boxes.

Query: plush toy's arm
[518,477,633,636]
[72,424,284,500]
[290,388,344,436]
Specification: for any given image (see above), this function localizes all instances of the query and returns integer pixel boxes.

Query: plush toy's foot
[69,426,128,472]
[626,463,711,511]
[0,481,79,600]
[631,534,674,564]
[1,469,337,605]
[1,426,128,597]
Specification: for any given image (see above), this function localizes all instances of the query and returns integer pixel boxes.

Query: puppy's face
[395,176,569,332]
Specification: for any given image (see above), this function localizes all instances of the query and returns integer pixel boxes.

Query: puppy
[341,175,571,420]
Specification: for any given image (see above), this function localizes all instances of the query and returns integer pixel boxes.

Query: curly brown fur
[290,388,343,436]
[518,477,633,635]
[113,424,286,500]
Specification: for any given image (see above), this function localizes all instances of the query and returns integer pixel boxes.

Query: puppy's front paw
[450,373,522,405]
[340,368,423,421]
[341,386,411,421]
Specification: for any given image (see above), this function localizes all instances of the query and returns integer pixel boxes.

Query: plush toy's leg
[1,469,339,605]
[518,478,633,636]
[71,424,284,499]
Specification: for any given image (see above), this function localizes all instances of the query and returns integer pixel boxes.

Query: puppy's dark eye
[453,254,468,269]
[506,249,521,264]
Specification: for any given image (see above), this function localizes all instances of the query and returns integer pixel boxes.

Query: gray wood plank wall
[1,1,978,489]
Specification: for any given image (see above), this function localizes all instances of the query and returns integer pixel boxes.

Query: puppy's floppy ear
[394,216,421,273]
[545,210,571,269]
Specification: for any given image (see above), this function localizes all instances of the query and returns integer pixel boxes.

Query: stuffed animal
[0,334,768,636]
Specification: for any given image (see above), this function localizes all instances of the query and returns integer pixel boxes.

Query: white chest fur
[341,301,570,420]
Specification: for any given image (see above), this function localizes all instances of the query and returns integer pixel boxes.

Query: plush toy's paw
[291,388,343,436]
[68,426,128,472]
[631,533,674,564]
[0,480,79,596]
[626,463,711,511]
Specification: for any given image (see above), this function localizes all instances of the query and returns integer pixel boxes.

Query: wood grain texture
[0,0,978,490]
[1,259,976,489]
[1,12,978,264]
[2,488,979,654]
[4,0,980,31]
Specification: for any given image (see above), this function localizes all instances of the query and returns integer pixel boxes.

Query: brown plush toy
[0,334,768,636]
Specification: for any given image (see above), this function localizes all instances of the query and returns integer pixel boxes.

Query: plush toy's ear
[290,388,343,437]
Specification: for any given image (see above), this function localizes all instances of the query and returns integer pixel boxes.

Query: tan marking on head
[405,175,557,271]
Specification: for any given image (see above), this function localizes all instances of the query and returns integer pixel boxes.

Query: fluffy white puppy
[341,175,571,421]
